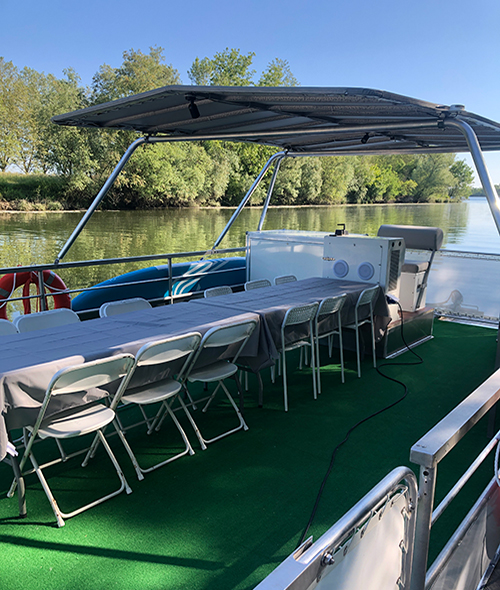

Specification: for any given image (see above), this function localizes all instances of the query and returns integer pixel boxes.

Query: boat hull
[71,257,246,312]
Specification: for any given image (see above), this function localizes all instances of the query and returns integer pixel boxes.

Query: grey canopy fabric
[51,85,500,155]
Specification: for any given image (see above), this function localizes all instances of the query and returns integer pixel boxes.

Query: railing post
[37,270,47,312]
[410,464,437,590]
[168,256,173,305]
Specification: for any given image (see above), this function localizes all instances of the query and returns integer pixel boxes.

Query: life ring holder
[0,270,72,320]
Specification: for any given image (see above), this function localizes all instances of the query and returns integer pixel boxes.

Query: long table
[0,303,266,461]
[0,277,389,461]
[193,277,390,350]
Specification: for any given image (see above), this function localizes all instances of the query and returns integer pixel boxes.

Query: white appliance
[322,234,405,296]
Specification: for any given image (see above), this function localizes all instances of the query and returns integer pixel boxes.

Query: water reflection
[0,199,499,296]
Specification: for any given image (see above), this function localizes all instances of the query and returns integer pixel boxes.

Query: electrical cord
[296,299,423,548]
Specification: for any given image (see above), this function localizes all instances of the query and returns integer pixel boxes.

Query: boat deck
[0,320,497,590]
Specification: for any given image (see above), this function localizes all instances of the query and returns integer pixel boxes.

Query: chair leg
[8,454,27,518]
[371,317,377,368]
[115,399,195,480]
[355,325,361,378]
[177,394,207,451]
[31,429,132,527]
[339,328,345,384]
[282,349,288,412]
[316,335,322,395]
[29,450,65,527]
[189,379,249,446]
[310,339,317,401]
[202,382,222,412]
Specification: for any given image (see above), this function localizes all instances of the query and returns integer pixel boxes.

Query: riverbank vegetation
[0,47,476,210]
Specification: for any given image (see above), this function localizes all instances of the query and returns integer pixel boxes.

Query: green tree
[0,58,20,172]
[91,46,180,104]
[188,48,255,86]
[319,157,355,204]
[40,70,94,186]
[258,59,299,87]
[449,159,474,199]
[13,67,48,174]
[409,154,456,202]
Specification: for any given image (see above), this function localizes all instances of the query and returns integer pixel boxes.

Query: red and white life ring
[0,270,71,320]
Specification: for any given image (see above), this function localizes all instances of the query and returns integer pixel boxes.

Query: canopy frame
[52,86,500,262]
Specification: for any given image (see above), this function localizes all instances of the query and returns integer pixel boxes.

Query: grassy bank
[0,174,67,211]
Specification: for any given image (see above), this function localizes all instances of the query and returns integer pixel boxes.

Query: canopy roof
[52,85,500,155]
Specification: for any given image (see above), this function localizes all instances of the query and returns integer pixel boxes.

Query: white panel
[422,249,500,321]
[315,492,407,590]
[247,230,328,282]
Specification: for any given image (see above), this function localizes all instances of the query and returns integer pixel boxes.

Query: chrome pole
[55,136,148,263]
[445,118,500,235]
[410,464,437,590]
[211,152,286,250]
[257,154,285,231]
[37,270,47,311]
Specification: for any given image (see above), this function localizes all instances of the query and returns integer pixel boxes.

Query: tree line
[0,47,475,210]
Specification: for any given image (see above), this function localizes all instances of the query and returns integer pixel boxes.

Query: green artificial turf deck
[0,320,497,590]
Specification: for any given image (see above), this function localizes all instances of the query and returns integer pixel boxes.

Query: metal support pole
[410,464,437,590]
[168,256,173,305]
[37,270,47,311]
[55,136,148,264]
[415,250,436,310]
[211,152,286,250]
[257,155,285,231]
[445,118,500,235]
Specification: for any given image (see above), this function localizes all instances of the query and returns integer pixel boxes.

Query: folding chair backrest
[202,320,257,348]
[50,354,135,396]
[317,294,347,318]
[283,302,319,328]
[28,354,135,451]
[356,286,379,308]
[274,275,297,285]
[0,319,18,335]
[186,319,257,375]
[244,279,272,291]
[136,332,202,367]
[204,286,232,298]
[100,297,152,317]
[15,308,80,333]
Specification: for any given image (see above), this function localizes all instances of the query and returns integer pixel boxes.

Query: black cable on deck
[296,301,423,549]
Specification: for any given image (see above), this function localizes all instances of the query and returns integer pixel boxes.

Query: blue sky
[2,0,500,184]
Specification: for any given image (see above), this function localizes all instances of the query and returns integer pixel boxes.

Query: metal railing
[409,368,500,590]
[0,246,247,317]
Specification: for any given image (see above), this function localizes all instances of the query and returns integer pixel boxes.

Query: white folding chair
[274,275,297,285]
[14,308,80,333]
[315,294,347,392]
[0,319,18,335]
[10,354,134,527]
[204,286,233,298]
[344,286,379,378]
[104,332,202,480]
[276,302,319,412]
[244,279,272,291]
[99,297,152,317]
[183,319,257,447]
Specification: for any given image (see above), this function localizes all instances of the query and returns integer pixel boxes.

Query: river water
[0,198,499,290]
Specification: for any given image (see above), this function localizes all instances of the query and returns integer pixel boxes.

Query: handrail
[409,368,500,590]
[255,466,418,589]
[0,246,247,315]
